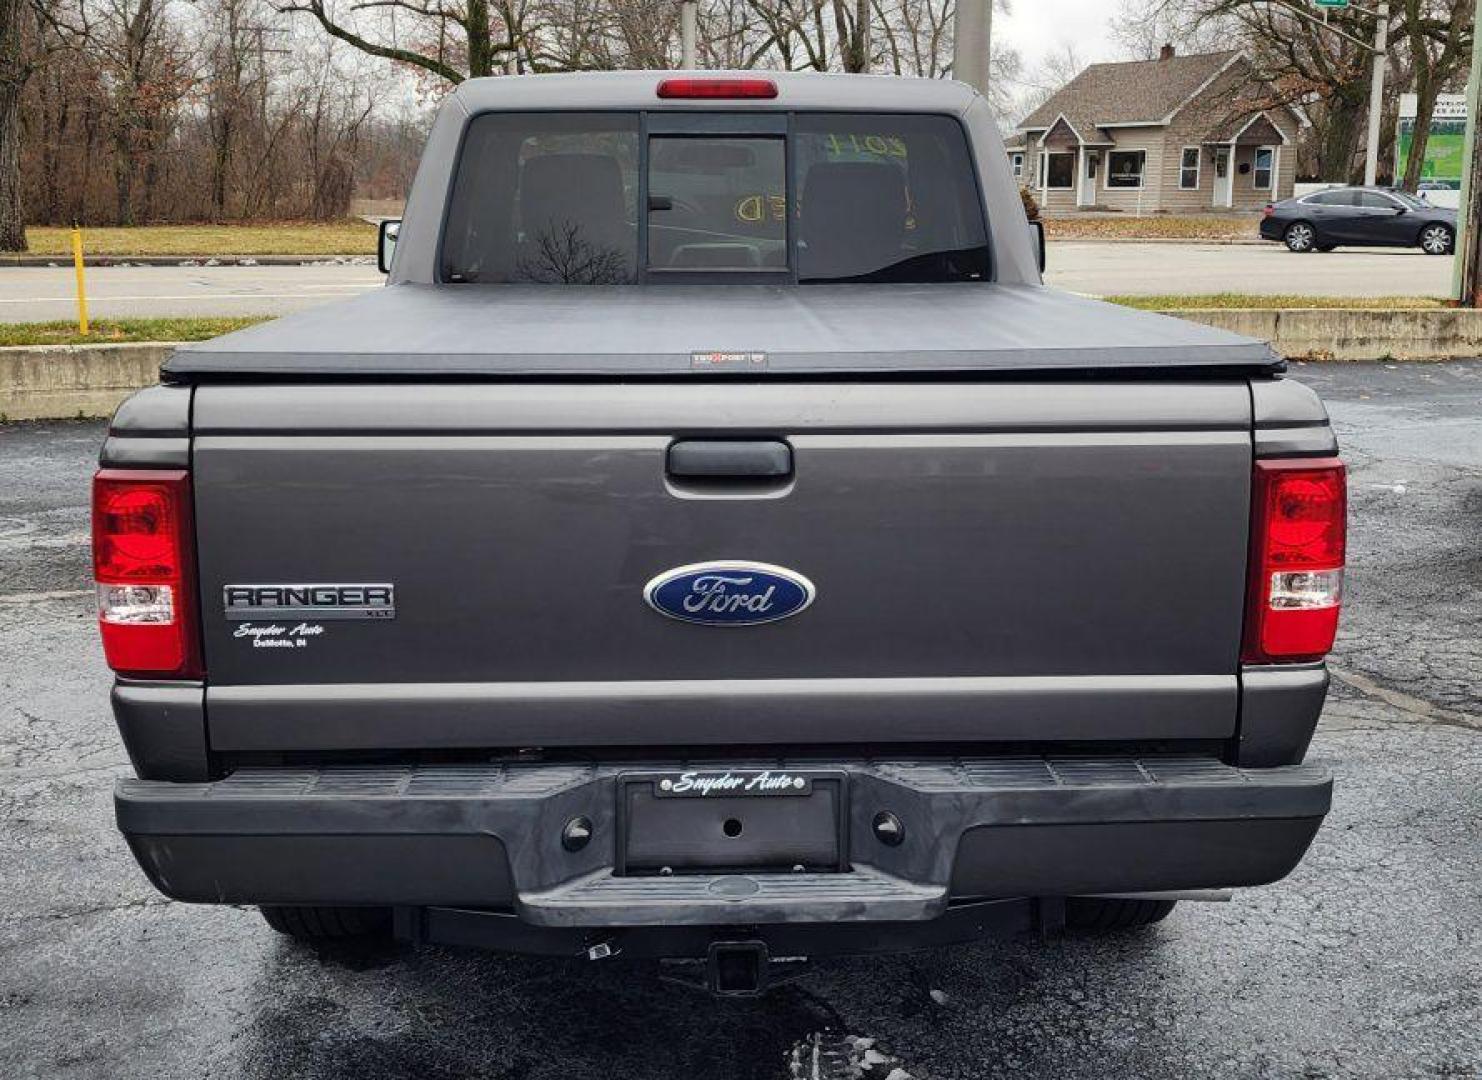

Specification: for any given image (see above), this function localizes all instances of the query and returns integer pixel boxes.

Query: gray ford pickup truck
[99,72,1344,996]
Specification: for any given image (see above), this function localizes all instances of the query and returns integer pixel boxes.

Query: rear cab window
[440,111,990,284]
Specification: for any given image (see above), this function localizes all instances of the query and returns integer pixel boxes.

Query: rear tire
[1283,221,1316,252]
[1420,223,1454,255]
[1064,897,1176,932]
[260,905,392,941]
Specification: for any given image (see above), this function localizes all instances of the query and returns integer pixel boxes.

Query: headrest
[800,161,909,279]
[519,153,627,244]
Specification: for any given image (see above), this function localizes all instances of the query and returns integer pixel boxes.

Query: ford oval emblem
[644,561,815,626]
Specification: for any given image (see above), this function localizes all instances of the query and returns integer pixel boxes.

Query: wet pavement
[1,361,1479,1079]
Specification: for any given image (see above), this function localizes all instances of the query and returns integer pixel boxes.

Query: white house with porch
[1007,47,1303,215]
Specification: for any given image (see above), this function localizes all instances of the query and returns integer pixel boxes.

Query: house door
[1078,150,1097,207]
[1212,147,1233,208]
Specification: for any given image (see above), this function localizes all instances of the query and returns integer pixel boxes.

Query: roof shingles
[1019,50,1239,133]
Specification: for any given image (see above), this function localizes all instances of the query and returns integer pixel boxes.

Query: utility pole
[952,0,992,95]
[680,0,698,68]
[1362,1,1390,186]
[1454,0,1482,304]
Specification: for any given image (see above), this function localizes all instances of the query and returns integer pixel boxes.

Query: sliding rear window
[439,111,989,284]
[793,114,988,282]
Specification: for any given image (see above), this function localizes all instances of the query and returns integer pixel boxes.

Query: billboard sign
[1396,92,1466,191]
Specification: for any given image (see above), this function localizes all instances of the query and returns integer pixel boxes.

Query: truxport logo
[222,584,395,621]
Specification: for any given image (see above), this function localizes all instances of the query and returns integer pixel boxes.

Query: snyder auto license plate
[647,768,814,798]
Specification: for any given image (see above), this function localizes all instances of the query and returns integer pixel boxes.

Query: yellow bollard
[71,227,90,336]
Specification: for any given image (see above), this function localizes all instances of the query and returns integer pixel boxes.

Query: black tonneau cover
[165,282,1280,377]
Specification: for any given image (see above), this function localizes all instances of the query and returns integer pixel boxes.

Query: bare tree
[1398,0,1472,190]
[6,0,1034,243]
[298,40,372,217]
[0,0,32,248]
[1115,0,1472,183]
[200,0,277,219]
[0,0,59,249]
[1015,41,1083,117]
[69,0,197,223]
[867,0,1019,122]
[1110,0,1235,59]
[874,0,953,77]
[276,0,515,81]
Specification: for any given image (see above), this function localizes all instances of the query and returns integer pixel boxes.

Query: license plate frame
[616,769,848,876]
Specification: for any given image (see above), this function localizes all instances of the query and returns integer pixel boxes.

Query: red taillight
[92,469,200,678]
[1263,204,1275,217]
[657,77,778,100]
[1242,458,1346,663]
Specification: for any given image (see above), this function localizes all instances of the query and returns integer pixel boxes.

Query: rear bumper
[117,756,1330,933]
[1258,218,1286,241]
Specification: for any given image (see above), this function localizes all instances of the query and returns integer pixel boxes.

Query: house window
[1106,150,1145,188]
[1011,153,1024,180]
[1253,147,1274,190]
[1179,147,1200,190]
[1045,152,1074,189]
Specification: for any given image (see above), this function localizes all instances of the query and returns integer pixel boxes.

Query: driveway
[0,243,1455,321]
[0,361,1478,1079]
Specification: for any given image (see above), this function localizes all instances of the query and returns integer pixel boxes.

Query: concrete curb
[1162,307,1480,361]
[0,343,172,422]
[0,254,373,268]
[1,309,1476,421]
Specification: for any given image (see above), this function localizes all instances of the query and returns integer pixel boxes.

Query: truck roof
[165,283,1280,378]
[449,71,982,115]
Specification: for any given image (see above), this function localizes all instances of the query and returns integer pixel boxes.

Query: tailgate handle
[667,440,792,480]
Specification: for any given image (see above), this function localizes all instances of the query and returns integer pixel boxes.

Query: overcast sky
[997,0,1120,72]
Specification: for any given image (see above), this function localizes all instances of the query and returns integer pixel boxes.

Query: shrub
[1019,186,1040,220]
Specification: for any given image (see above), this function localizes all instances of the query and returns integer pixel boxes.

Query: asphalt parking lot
[1,361,1479,1080]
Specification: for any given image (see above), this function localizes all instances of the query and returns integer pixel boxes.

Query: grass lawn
[0,317,270,347]
[20,222,376,258]
[1045,214,1262,242]
[1110,293,1449,310]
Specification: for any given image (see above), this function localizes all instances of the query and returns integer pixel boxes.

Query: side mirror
[1028,218,1046,273]
[1394,206,1408,215]
[377,219,401,274]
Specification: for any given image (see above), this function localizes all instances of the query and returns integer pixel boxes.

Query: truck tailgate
[191,381,1252,751]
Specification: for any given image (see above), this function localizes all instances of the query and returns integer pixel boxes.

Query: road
[1,362,1479,1079]
[0,262,384,320]
[1046,241,1455,297]
[0,243,1455,321]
